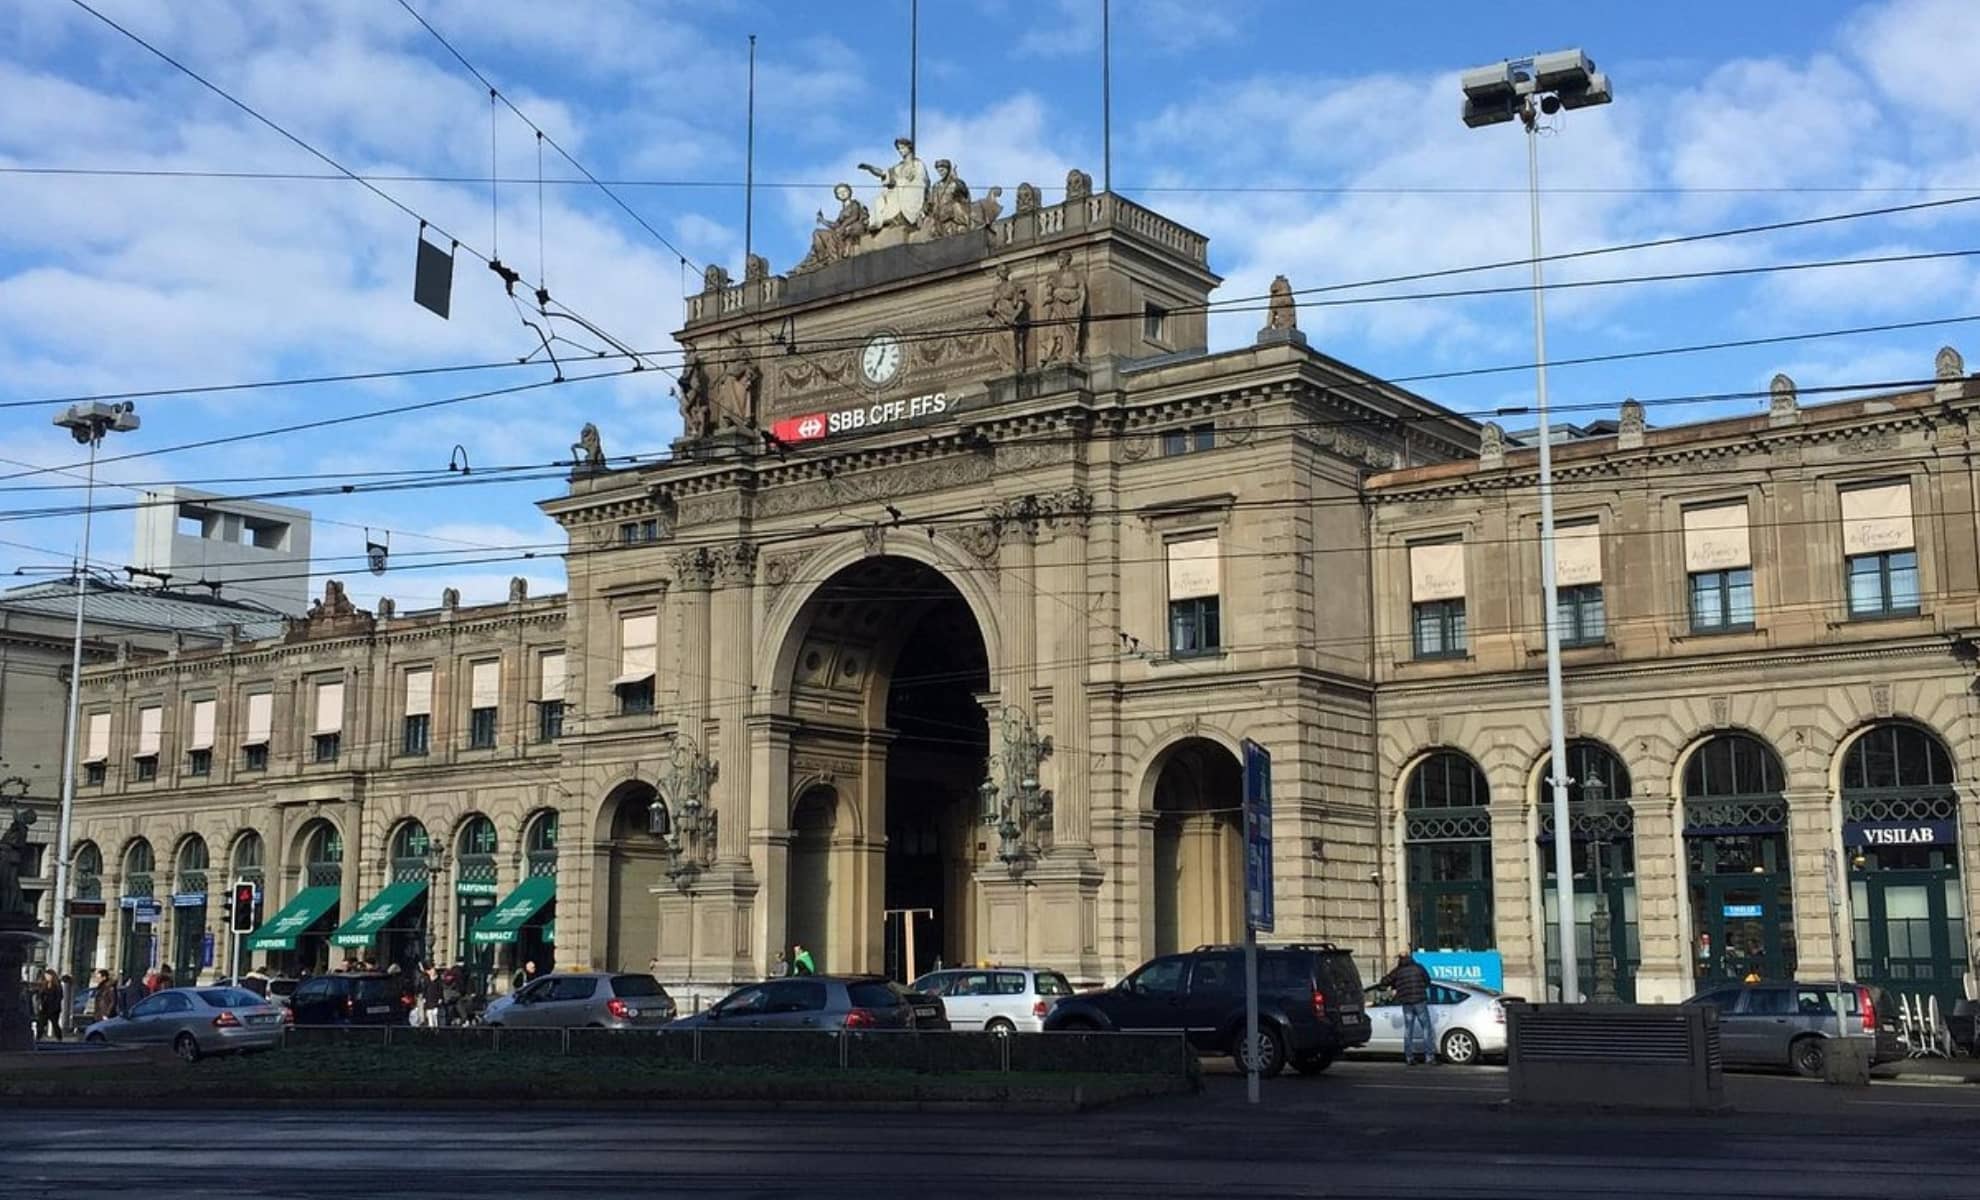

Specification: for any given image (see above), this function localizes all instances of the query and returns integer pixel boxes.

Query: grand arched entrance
[598,780,668,972]
[1147,738,1244,956]
[777,556,991,980]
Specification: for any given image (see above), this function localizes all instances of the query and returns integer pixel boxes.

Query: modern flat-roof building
[132,487,313,617]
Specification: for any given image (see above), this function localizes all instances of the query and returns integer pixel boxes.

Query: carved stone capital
[670,547,716,591]
[709,541,758,586]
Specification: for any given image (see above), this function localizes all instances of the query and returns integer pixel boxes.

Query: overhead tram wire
[61,0,664,377]
[392,0,697,271]
[12,165,1980,198]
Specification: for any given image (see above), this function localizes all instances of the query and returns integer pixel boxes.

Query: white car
[1359,978,1512,1064]
[909,966,1074,1033]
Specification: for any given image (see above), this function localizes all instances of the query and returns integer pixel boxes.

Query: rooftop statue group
[793,137,1024,275]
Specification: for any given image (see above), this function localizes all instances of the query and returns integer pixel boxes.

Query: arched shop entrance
[1681,733,1795,987]
[1842,722,1968,1010]
[1148,738,1244,956]
[1535,741,1638,1002]
[332,821,432,971]
[250,820,342,974]
[69,842,103,982]
[453,816,499,980]
[170,835,211,983]
[600,782,667,972]
[777,556,991,980]
[118,839,157,979]
[1402,752,1495,953]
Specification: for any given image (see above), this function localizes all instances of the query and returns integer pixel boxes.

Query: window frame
[187,749,212,778]
[1687,566,1755,634]
[133,754,158,782]
[84,762,106,787]
[312,732,341,764]
[242,744,269,773]
[1143,301,1169,344]
[468,706,498,750]
[1411,597,1468,660]
[536,700,565,743]
[1167,594,1222,659]
[1844,548,1920,620]
[616,678,655,715]
[401,713,430,757]
[1554,582,1606,648]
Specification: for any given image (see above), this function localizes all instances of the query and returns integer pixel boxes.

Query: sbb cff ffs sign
[770,392,951,444]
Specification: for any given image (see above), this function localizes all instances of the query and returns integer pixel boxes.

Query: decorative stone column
[1784,785,1842,980]
[1630,790,1687,1003]
[1489,800,1539,999]
[1040,488,1095,855]
[669,548,715,750]
[707,541,757,866]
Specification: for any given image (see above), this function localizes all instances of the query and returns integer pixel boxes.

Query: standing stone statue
[1267,274,1297,331]
[987,263,1029,371]
[794,183,869,273]
[1065,168,1094,202]
[678,347,713,440]
[712,331,759,429]
[0,808,33,922]
[922,160,975,236]
[859,137,928,231]
[572,422,605,470]
[1039,250,1087,365]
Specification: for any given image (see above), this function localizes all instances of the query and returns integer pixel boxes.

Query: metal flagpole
[744,34,756,277]
[909,0,918,151]
[1101,0,1111,194]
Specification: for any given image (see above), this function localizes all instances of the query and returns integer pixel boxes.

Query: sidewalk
[1874,1056,1980,1084]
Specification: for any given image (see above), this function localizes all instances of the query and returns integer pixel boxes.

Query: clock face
[860,332,903,387]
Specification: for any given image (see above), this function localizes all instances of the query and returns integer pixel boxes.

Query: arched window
[1680,733,1794,989]
[1533,740,1637,1001]
[458,815,497,858]
[1684,733,1785,799]
[177,836,209,874]
[1406,752,1490,810]
[525,810,559,879]
[1842,723,1955,792]
[1402,751,1493,952]
[123,839,155,893]
[1536,740,1632,807]
[390,820,432,883]
[232,831,264,877]
[301,821,343,889]
[74,842,103,886]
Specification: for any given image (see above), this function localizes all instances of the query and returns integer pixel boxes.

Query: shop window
[1413,598,1467,659]
[1688,567,1754,632]
[1846,550,1920,618]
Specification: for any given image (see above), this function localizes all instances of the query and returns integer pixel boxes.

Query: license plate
[366,1005,389,1014]
[914,1006,940,1020]
[248,1014,279,1025]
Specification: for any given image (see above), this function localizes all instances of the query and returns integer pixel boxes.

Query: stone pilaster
[1630,790,1687,1003]
[1489,800,1539,998]
[707,541,757,865]
[1040,488,1094,854]
[1784,786,1842,980]
[669,548,716,748]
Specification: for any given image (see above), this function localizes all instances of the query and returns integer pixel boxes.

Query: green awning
[469,875,555,945]
[328,880,428,949]
[244,886,340,952]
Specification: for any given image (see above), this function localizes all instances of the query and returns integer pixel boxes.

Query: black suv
[288,973,413,1026]
[1043,943,1369,1077]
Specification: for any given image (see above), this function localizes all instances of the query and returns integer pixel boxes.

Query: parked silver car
[910,966,1073,1033]
[1358,978,1510,1064]
[482,972,675,1030]
[1684,980,1898,1076]
[671,976,924,1030]
[82,986,286,1062]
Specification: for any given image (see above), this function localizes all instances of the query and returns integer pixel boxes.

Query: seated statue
[795,184,870,274]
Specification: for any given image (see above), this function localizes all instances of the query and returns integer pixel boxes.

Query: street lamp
[1582,775,1619,1003]
[1459,50,1612,1001]
[652,739,718,888]
[978,707,1053,873]
[48,401,140,979]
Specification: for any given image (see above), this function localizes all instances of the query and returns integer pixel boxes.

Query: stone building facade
[60,165,1980,1012]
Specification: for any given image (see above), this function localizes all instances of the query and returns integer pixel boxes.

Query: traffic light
[229,880,259,933]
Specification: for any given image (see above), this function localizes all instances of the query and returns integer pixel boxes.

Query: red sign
[769,392,952,445]
[69,899,107,918]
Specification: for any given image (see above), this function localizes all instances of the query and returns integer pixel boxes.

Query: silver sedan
[84,986,287,1062]
[1358,979,1511,1065]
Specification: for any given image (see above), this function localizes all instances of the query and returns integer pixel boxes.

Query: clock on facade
[860,331,903,387]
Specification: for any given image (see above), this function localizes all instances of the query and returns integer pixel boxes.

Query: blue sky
[3,0,1977,609]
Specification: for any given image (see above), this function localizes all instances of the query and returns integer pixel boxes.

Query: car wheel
[1440,1028,1481,1065]
[1052,1017,1098,1032]
[1792,1036,1826,1078]
[174,1032,202,1063]
[1235,1025,1287,1079]
[1293,1051,1336,1076]
[985,1018,1016,1036]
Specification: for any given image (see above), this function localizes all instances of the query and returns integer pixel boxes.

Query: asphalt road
[6,1060,1979,1199]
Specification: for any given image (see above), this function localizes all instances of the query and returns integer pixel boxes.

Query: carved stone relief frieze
[1221,410,1259,445]
[676,490,745,527]
[937,522,1001,570]
[761,547,822,601]
[755,454,994,519]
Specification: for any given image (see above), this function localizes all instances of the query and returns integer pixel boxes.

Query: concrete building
[132,487,313,616]
[59,164,1980,1015]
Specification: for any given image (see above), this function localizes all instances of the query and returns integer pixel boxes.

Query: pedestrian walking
[420,964,446,1029]
[33,969,64,1041]
[90,969,117,1021]
[511,959,540,992]
[1377,953,1435,1065]
[791,944,816,976]
[441,963,464,1026]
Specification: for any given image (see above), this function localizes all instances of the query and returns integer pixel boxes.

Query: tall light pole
[47,401,140,979]
[1459,50,1611,1001]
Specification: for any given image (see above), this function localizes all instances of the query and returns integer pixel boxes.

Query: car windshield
[611,975,665,998]
[1036,973,1073,996]
[197,989,263,1008]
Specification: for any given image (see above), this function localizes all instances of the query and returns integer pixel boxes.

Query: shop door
[172,907,207,984]
[1407,844,1494,951]
[1853,868,1963,1010]
[1695,874,1786,984]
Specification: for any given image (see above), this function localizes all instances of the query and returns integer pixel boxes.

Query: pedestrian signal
[229,880,259,933]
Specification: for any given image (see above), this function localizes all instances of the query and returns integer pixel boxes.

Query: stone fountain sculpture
[0,807,46,1053]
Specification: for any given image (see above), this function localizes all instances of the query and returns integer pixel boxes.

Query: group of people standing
[25,963,181,1041]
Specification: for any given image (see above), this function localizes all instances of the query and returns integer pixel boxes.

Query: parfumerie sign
[770,391,952,444]
[1843,819,1954,847]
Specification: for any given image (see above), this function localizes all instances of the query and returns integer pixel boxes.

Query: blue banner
[1242,739,1274,934]
[1843,819,1955,848]
[1414,950,1504,991]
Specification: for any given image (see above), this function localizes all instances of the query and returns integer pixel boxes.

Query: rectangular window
[1144,302,1168,342]
[187,698,216,756]
[1166,536,1222,656]
[312,680,344,738]
[1689,567,1755,632]
[402,714,430,756]
[1409,539,1467,659]
[136,704,163,759]
[313,732,340,763]
[243,744,268,772]
[468,659,499,748]
[537,700,565,742]
[1412,598,1468,659]
[1169,596,1221,656]
[1555,583,1606,647]
[83,711,110,770]
[1161,423,1215,457]
[84,762,106,787]
[242,691,272,753]
[618,519,660,545]
[616,613,657,713]
[1846,550,1921,618]
[620,521,638,545]
[134,755,157,782]
[469,708,498,749]
[187,749,211,777]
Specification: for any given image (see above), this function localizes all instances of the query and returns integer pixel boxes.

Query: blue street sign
[1415,950,1504,991]
[1242,739,1274,933]
[1722,903,1764,919]
[201,931,215,968]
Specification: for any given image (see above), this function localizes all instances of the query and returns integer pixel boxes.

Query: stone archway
[596,780,667,973]
[1147,737,1245,956]
[770,554,993,979]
